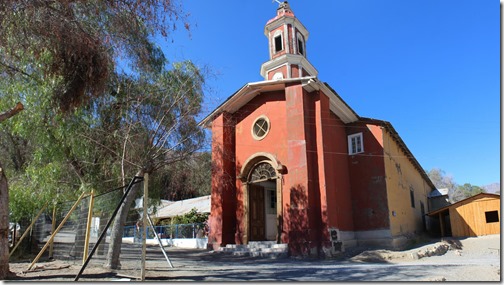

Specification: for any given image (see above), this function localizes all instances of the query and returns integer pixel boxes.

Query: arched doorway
[247,162,278,241]
[239,153,285,244]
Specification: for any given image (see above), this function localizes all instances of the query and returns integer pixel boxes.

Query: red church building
[200,2,436,257]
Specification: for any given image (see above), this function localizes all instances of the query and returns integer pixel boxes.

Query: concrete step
[249,251,288,258]
[248,241,276,248]
[218,242,288,259]
[224,244,248,249]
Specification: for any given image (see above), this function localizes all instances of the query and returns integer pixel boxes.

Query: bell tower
[260,1,318,80]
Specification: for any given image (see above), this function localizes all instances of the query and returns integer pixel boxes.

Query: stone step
[220,247,249,252]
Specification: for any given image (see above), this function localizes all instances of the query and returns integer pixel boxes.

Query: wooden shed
[427,193,500,237]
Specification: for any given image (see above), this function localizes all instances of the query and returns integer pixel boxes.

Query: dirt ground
[5,234,501,282]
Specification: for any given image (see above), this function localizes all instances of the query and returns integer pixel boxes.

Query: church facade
[200,2,436,257]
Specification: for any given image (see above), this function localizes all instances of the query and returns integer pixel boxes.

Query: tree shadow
[285,184,311,256]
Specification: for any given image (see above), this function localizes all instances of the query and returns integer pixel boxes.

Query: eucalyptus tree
[0,0,190,113]
[0,0,194,278]
[0,103,24,279]
[94,62,206,269]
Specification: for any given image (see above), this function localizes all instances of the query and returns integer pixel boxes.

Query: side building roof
[429,188,449,198]
[151,195,211,220]
[427,193,501,216]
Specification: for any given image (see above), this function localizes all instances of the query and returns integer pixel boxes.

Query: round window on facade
[252,116,270,140]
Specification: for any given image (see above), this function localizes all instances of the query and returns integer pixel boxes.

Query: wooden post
[141,173,149,281]
[9,204,48,258]
[49,204,56,259]
[28,192,87,270]
[83,190,95,264]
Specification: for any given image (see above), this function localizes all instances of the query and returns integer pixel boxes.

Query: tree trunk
[103,171,144,269]
[0,161,10,279]
[0,104,23,279]
[96,212,108,256]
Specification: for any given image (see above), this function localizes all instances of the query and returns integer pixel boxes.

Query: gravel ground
[5,234,501,282]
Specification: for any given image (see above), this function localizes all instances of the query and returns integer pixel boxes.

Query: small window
[252,116,270,140]
[410,189,415,208]
[274,35,283,53]
[348,133,364,154]
[485,211,499,223]
[298,38,304,55]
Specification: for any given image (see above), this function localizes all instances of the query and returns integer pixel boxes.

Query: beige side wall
[382,130,431,237]
[449,197,500,237]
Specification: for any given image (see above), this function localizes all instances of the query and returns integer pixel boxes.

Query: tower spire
[260,1,318,80]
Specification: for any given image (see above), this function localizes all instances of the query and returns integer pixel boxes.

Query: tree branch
[0,61,36,81]
[0,102,24,123]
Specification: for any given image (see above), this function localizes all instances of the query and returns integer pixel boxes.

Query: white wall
[122,237,208,249]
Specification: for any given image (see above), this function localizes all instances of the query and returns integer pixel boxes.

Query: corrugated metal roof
[429,188,449,197]
[427,193,501,216]
[152,195,210,220]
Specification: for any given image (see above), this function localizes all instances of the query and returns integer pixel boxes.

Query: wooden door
[249,184,265,241]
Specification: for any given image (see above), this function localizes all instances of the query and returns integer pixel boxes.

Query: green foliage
[8,177,43,224]
[0,0,206,270]
[456,183,485,201]
[3,59,208,233]
[170,208,209,225]
[0,0,190,113]
[427,168,489,203]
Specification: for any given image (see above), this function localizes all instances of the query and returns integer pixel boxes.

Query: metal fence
[12,176,205,280]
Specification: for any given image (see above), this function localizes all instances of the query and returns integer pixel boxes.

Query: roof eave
[198,77,359,128]
[199,77,315,128]
[358,117,437,191]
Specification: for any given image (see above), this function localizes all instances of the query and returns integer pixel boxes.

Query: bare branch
[77,133,142,169]
[0,102,24,123]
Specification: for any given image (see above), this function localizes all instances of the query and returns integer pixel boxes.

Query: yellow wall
[382,130,431,237]
[449,196,500,237]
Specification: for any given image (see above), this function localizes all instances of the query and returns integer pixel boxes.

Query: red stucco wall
[284,83,311,255]
[233,91,288,243]
[347,123,389,231]
[233,91,288,171]
[316,94,354,232]
[291,64,300,78]
[209,82,395,255]
[267,65,288,80]
[209,112,237,249]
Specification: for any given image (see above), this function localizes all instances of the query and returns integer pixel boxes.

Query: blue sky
[158,1,500,187]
